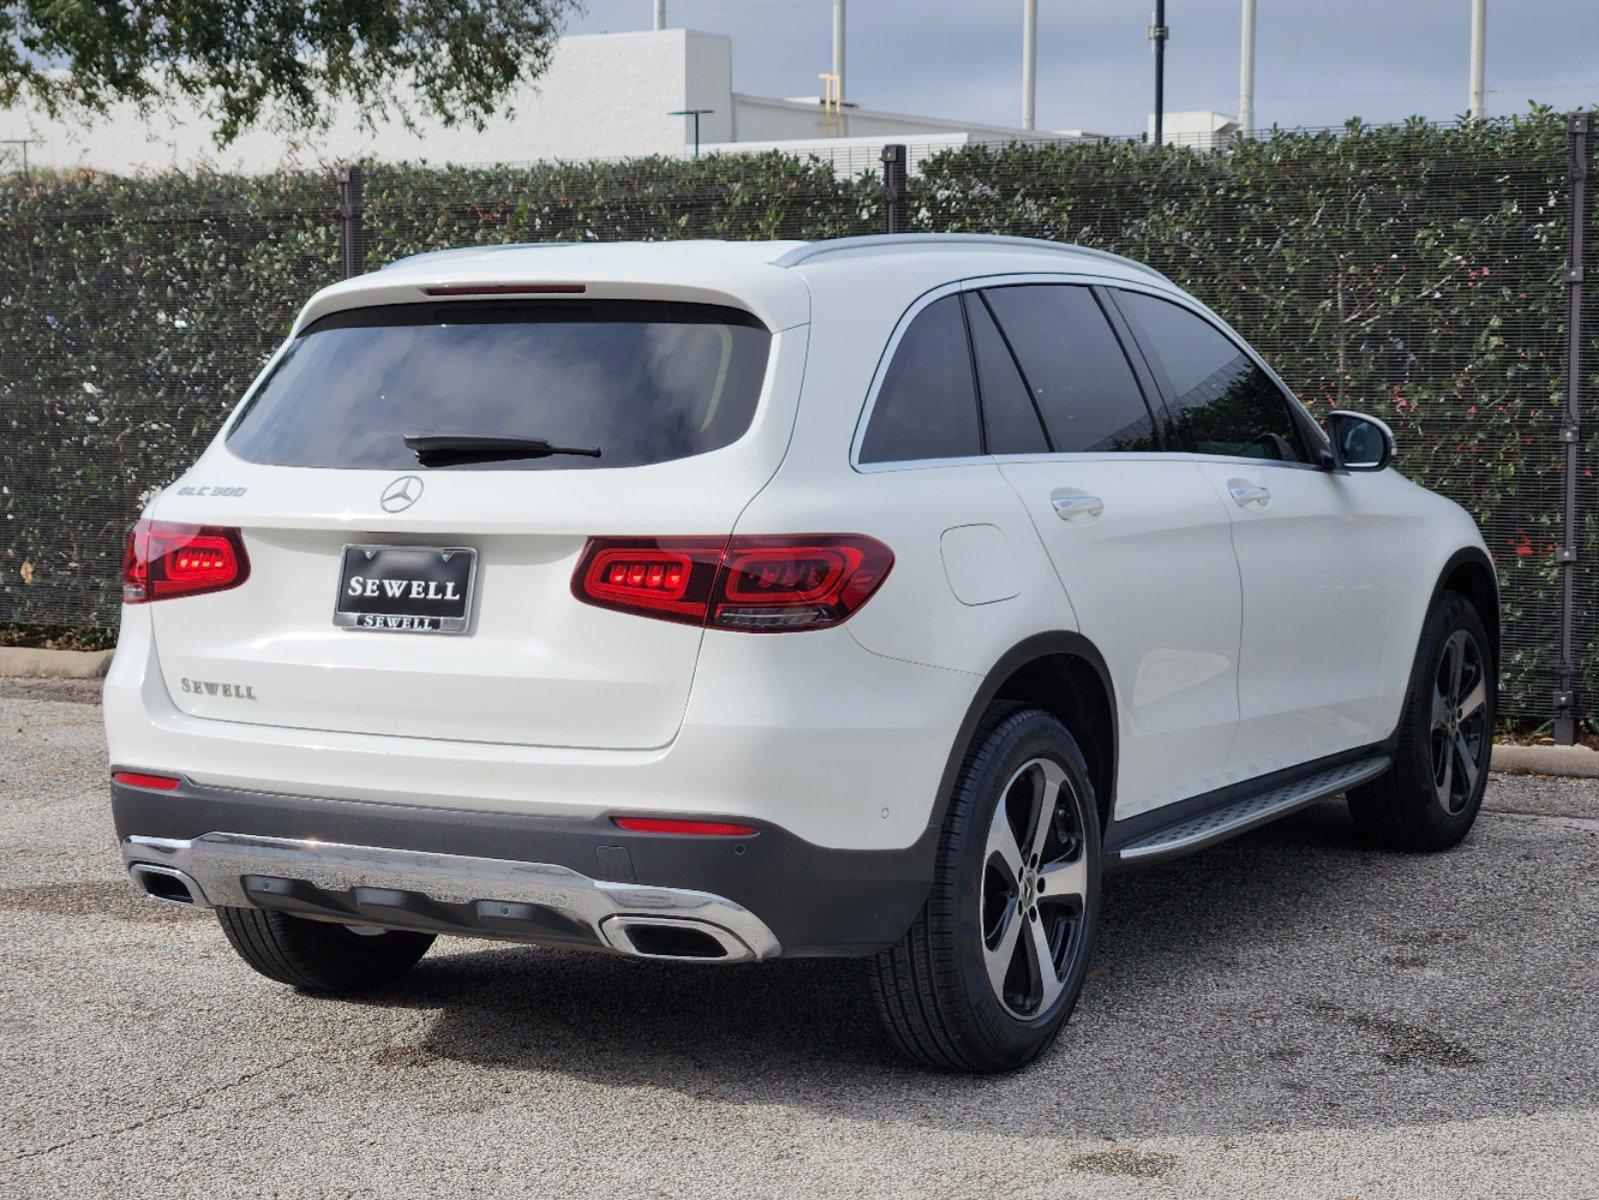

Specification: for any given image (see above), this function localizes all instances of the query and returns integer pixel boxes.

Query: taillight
[573,539,726,625]
[122,520,250,604]
[572,534,892,632]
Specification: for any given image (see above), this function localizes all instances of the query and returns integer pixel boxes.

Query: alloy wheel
[1430,629,1488,815]
[980,757,1089,1019]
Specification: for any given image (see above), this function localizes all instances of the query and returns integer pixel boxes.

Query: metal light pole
[653,1,665,31]
[1022,0,1038,131]
[1149,0,1170,146]
[1238,0,1257,138]
[833,0,847,106]
[1468,0,1487,118]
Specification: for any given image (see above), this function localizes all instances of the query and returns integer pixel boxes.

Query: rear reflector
[572,534,893,632]
[123,520,249,604]
[113,771,182,791]
[612,817,759,837]
[423,284,587,296]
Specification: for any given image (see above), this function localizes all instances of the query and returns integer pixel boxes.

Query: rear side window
[981,285,1159,453]
[1114,291,1309,464]
[226,300,772,471]
[857,294,982,464]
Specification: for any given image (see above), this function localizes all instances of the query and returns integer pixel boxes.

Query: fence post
[881,144,907,234]
[338,165,365,278]
[1555,111,1590,745]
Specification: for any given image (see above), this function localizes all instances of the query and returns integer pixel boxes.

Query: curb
[1491,742,1599,779]
[0,646,114,679]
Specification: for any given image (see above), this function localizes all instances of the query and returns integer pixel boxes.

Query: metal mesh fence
[0,116,1592,729]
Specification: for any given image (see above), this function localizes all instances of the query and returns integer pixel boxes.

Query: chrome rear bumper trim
[121,832,781,962]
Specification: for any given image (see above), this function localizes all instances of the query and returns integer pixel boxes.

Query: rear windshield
[225,300,772,470]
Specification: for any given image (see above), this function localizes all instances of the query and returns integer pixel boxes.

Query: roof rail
[771,234,1170,281]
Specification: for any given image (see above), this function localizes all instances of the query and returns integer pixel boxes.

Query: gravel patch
[2,692,1595,1199]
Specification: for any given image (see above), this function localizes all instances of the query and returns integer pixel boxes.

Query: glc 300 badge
[381,475,424,513]
[176,484,247,497]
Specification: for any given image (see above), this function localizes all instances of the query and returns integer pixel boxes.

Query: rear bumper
[104,604,976,854]
[112,777,935,957]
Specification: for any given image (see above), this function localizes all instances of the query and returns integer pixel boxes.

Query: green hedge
[0,115,1592,721]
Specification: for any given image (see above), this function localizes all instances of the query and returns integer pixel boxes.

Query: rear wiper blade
[403,433,602,467]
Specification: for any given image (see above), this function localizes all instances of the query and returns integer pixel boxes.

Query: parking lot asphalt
[2,679,1596,1200]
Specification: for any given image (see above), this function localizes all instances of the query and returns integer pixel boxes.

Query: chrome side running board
[121,832,782,963]
[1116,755,1392,864]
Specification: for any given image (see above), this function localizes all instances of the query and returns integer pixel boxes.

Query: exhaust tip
[602,916,751,961]
[129,863,204,907]
[624,922,727,959]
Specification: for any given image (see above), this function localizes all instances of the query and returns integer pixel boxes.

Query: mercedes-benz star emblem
[380,475,424,513]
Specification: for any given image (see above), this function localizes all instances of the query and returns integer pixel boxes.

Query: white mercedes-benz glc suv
[108,235,1497,1072]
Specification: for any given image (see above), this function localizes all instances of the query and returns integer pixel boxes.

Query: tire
[216,907,434,993]
[1348,590,1494,852]
[867,703,1102,1073]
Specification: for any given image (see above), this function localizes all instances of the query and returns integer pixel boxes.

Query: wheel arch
[1432,546,1501,678]
[930,632,1119,839]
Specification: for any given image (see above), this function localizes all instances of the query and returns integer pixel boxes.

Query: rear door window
[857,294,983,464]
[980,284,1160,453]
[226,300,772,471]
[963,292,1050,455]
[1113,290,1310,464]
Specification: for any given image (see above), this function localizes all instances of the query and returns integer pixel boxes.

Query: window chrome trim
[850,270,1159,473]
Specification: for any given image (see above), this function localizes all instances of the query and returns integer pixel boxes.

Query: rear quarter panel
[746,255,1080,677]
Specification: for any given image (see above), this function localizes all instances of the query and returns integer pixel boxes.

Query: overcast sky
[566,0,1599,136]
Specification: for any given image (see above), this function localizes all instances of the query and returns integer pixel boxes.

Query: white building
[1147,109,1241,151]
[0,29,1104,176]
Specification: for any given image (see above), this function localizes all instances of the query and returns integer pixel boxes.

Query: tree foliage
[0,1,575,144]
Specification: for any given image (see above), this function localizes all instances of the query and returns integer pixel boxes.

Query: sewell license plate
[334,544,477,634]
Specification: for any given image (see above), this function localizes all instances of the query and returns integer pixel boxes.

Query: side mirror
[1325,411,1395,472]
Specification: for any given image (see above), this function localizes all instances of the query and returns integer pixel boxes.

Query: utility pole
[653,1,665,31]
[1238,0,1257,138]
[0,138,32,182]
[833,0,847,107]
[1022,0,1038,131]
[1149,0,1170,146]
[1468,0,1487,118]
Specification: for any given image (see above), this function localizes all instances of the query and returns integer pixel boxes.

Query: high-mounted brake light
[423,284,587,296]
[572,534,893,632]
[612,816,759,837]
[112,770,182,791]
[122,520,249,604]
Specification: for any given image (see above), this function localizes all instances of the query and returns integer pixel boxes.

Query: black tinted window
[981,285,1158,453]
[858,295,982,464]
[964,292,1049,455]
[227,301,772,470]
[1116,291,1308,464]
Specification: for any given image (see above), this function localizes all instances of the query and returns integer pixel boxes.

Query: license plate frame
[333,544,478,635]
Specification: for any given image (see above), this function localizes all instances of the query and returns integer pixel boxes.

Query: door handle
[1050,491,1105,523]
[1227,481,1271,509]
